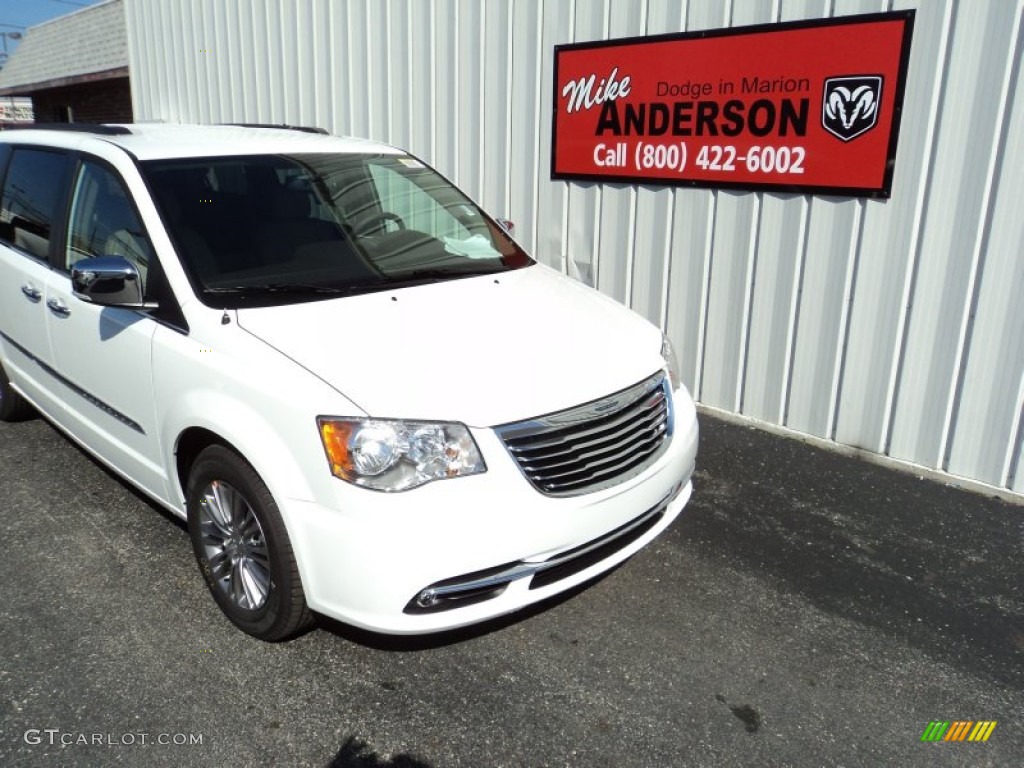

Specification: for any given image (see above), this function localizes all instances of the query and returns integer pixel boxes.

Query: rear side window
[0,148,68,261]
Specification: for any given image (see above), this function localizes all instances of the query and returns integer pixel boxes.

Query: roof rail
[0,123,132,136]
[223,123,329,135]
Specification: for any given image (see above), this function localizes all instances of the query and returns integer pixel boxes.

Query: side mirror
[496,218,515,237]
[71,256,150,308]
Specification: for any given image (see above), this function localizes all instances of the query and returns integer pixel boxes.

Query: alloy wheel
[196,480,272,611]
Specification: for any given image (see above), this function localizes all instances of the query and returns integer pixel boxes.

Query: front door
[44,157,166,499]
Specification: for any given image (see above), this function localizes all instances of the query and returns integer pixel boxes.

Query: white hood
[236,264,664,426]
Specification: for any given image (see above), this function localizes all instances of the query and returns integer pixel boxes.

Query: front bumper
[284,387,698,634]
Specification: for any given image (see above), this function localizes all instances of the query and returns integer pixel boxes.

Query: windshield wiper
[204,283,350,295]
[205,268,504,299]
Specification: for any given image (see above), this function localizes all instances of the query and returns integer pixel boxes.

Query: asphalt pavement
[0,410,1021,767]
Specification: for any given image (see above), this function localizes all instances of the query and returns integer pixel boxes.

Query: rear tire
[0,359,34,422]
[186,445,313,641]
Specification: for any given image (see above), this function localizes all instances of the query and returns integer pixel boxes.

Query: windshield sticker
[443,235,502,259]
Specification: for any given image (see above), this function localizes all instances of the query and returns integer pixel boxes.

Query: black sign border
[551,10,915,199]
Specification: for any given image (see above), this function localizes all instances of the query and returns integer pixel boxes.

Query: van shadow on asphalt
[680,416,1024,691]
[328,736,433,768]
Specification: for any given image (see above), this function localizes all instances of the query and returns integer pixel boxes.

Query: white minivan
[0,124,698,640]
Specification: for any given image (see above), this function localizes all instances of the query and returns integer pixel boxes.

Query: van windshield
[141,152,533,307]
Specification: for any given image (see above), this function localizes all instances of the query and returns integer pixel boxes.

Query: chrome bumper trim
[405,480,684,614]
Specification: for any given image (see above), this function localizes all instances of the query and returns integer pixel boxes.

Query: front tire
[0,358,34,422]
[186,445,313,641]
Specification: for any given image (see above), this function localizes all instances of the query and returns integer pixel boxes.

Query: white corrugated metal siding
[124,0,1024,496]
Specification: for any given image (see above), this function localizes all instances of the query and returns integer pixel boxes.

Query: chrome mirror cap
[71,256,148,308]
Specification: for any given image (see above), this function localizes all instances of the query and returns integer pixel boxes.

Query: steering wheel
[354,211,406,236]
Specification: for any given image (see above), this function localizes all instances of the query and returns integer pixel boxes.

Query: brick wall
[31,77,132,124]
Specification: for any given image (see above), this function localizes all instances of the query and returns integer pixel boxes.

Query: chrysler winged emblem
[822,76,883,142]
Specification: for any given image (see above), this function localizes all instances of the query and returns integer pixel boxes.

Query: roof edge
[0,67,128,97]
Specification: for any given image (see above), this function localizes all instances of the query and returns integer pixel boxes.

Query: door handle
[21,283,41,301]
[46,297,71,317]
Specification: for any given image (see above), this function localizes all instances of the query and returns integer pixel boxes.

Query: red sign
[552,12,914,197]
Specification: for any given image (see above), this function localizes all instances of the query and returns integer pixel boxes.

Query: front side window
[0,148,68,261]
[141,152,532,307]
[65,160,154,291]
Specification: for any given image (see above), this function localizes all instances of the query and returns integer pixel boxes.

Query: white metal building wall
[124,0,1024,496]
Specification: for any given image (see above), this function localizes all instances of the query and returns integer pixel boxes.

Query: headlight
[317,417,486,491]
[661,333,681,390]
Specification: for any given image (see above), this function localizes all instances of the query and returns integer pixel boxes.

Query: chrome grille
[496,372,672,496]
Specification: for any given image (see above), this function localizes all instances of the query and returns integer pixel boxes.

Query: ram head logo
[822,76,883,142]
